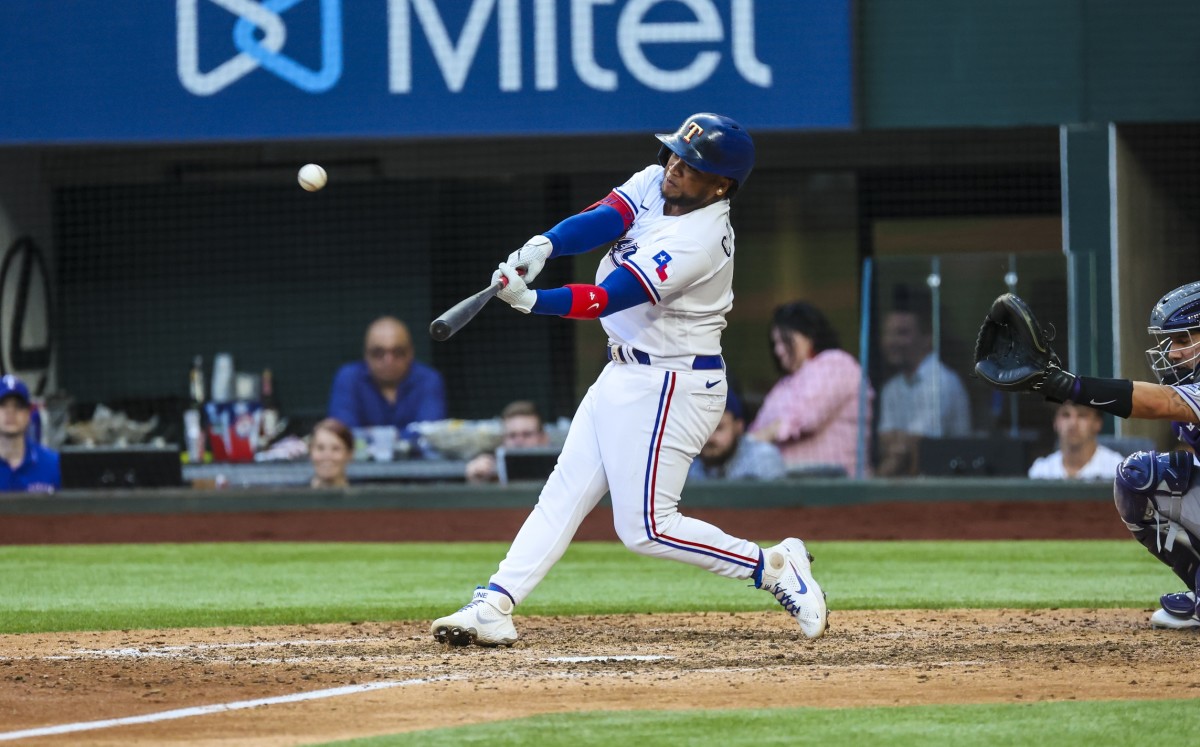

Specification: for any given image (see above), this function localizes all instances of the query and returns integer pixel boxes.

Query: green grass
[316,698,1200,746]
[1,540,1194,746]
[0,540,1179,634]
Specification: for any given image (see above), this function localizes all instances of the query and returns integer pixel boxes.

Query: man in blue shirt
[327,316,447,432]
[688,389,785,482]
[0,374,60,493]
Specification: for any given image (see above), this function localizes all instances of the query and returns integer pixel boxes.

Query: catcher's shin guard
[1114,450,1200,587]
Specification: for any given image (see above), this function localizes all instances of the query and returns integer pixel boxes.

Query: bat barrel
[428,280,504,341]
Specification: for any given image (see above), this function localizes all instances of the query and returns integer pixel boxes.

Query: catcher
[974,283,1200,629]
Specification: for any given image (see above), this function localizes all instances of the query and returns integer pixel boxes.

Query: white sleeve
[1028,456,1055,479]
[611,165,663,218]
[877,379,902,431]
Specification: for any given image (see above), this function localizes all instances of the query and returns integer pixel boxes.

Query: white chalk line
[546,655,673,663]
[0,676,455,742]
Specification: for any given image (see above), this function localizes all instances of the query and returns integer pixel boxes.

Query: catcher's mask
[1146,280,1200,385]
[655,113,755,198]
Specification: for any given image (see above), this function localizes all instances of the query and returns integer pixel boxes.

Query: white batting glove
[504,235,552,285]
[492,263,536,313]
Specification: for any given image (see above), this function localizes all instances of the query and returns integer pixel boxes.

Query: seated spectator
[465,400,550,484]
[748,301,873,478]
[327,316,447,432]
[876,303,972,477]
[310,417,353,489]
[1028,402,1126,480]
[0,375,59,493]
[688,389,784,481]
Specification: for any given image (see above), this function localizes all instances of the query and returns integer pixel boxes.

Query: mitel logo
[179,0,769,96]
[177,0,343,95]
[388,0,770,93]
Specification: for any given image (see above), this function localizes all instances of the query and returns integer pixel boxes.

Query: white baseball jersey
[596,165,734,358]
[488,166,765,605]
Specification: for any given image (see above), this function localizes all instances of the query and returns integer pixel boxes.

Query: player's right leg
[597,365,827,638]
[431,377,611,646]
[1113,450,1200,629]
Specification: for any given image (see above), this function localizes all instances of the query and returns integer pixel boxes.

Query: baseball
[298,163,327,192]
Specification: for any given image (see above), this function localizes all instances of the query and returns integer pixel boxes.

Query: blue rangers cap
[0,375,31,406]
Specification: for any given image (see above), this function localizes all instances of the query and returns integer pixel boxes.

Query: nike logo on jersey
[587,303,600,312]
[1090,398,1117,406]
[705,380,720,388]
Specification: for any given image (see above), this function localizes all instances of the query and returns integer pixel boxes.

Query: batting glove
[493,263,536,313]
[505,235,552,285]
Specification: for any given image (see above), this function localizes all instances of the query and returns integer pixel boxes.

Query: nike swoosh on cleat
[788,561,808,593]
[1090,398,1117,406]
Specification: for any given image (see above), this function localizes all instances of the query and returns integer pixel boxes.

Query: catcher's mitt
[973,293,1075,399]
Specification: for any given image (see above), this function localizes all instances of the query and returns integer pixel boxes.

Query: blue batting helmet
[1146,281,1200,384]
[656,113,755,192]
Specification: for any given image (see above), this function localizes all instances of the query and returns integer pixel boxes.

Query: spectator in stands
[310,417,354,489]
[0,375,59,493]
[466,400,551,484]
[688,388,785,481]
[327,316,447,433]
[748,301,872,478]
[1028,402,1125,480]
[876,301,972,477]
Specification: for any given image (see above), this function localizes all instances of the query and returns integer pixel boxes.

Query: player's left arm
[542,193,636,257]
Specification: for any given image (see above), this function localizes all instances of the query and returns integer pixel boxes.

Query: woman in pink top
[749,302,872,477]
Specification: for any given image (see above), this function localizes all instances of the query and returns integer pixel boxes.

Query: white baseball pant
[489,360,763,604]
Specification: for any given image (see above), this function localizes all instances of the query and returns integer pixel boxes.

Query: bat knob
[429,319,453,342]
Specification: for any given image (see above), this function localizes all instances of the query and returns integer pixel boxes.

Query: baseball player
[430,113,828,647]
[973,284,1200,629]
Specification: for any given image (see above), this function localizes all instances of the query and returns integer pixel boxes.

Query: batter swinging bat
[429,279,505,342]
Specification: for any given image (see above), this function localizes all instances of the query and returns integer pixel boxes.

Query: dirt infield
[3,498,1185,745]
[2,608,1197,745]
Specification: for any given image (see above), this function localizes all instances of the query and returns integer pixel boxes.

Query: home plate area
[0,608,1196,745]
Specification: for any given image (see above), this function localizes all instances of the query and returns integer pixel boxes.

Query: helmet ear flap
[657,144,672,168]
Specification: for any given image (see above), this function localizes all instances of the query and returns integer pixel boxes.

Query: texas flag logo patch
[653,251,672,281]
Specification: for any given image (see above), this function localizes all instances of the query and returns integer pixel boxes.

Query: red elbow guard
[564,284,608,319]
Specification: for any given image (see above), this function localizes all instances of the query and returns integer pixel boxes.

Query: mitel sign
[0,0,852,143]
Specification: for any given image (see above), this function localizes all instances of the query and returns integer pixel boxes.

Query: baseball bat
[429,279,505,341]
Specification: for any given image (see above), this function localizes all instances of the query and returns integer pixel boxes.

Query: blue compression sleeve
[598,266,651,316]
[543,204,627,257]
[531,288,571,316]
[530,266,651,317]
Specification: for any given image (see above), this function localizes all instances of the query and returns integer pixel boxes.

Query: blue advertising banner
[0,1,852,144]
